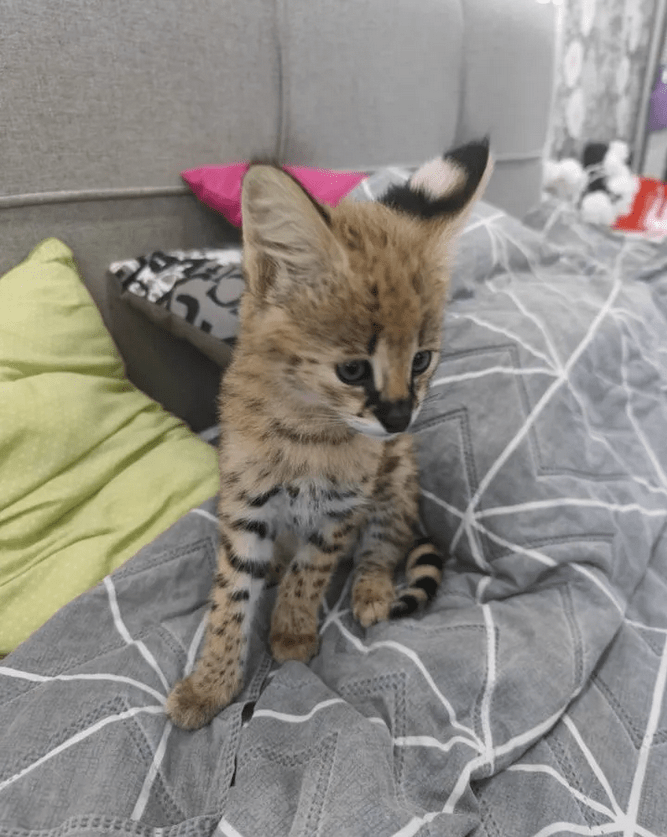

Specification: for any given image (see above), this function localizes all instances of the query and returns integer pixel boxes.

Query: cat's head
[237,141,492,439]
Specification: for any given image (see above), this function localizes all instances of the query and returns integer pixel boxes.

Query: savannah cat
[166,140,492,729]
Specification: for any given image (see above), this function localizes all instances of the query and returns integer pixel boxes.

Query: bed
[3,2,667,836]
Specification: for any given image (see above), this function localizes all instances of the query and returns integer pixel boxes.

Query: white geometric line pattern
[131,596,211,821]
[216,818,246,837]
[449,250,626,555]
[328,616,484,752]
[130,719,173,821]
[0,666,165,703]
[506,763,618,821]
[104,575,170,693]
[252,697,347,724]
[2,196,667,834]
[624,638,667,837]
[0,705,165,792]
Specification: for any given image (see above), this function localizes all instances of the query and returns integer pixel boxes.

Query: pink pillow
[182,163,367,227]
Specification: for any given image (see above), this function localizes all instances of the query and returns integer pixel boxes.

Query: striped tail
[390,538,444,619]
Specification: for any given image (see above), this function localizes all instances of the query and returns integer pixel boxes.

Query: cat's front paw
[270,629,320,663]
[165,669,242,730]
[270,604,319,663]
[352,573,395,628]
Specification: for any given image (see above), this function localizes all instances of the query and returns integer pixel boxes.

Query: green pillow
[0,239,219,654]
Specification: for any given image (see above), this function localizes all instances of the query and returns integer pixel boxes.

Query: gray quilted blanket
[2,196,667,836]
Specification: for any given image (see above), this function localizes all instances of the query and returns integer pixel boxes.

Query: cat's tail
[390,538,444,619]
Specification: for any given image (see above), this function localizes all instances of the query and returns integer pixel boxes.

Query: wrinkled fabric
[2,200,667,835]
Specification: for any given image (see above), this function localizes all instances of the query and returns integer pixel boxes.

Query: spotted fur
[166,141,492,729]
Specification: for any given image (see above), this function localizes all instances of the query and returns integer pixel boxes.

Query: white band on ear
[410,157,466,199]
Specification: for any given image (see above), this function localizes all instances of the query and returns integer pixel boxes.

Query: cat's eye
[336,360,373,385]
[412,350,432,375]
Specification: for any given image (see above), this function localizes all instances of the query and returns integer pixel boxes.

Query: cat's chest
[262,479,366,536]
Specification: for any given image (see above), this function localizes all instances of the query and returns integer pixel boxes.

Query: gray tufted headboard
[2,0,557,429]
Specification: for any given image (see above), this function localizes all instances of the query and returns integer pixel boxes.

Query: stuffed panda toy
[543,140,640,226]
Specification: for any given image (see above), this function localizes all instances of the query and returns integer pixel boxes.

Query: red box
[614,176,667,236]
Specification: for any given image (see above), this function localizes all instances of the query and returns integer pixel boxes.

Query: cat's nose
[375,399,412,433]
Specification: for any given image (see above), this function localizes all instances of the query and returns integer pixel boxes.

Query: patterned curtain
[549,0,657,161]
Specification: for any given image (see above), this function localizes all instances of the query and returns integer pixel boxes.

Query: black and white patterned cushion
[111,247,243,333]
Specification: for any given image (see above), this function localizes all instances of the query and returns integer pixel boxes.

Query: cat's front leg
[353,467,443,627]
[352,442,420,627]
[166,497,275,730]
[352,506,412,628]
[270,522,358,663]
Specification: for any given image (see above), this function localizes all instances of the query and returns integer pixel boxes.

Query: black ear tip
[442,137,491,163]
[442,136,490,154]
[441,139,491,183]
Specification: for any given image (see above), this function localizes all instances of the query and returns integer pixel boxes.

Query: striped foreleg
[353,517,444,626]
[270,520,359,663]
[353,443,444,626]
[166,508,274,730]
[352,505,413,628]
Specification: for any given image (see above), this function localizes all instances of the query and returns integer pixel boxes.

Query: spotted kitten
[167,140,492,729]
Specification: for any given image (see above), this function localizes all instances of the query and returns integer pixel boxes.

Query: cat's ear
[380,139,493,237]
[241,165,345,301]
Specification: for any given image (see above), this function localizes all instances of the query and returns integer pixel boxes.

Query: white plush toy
[543,157,587,202]
[580,190,619,226]
[543,140,640,226]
